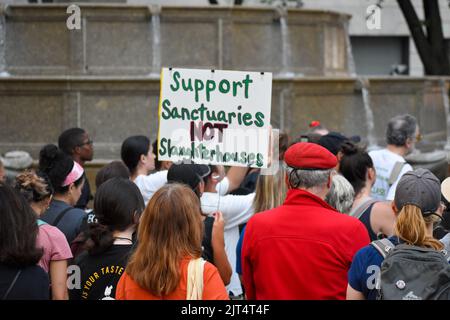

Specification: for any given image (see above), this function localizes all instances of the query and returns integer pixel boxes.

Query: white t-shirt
[369,149,413,201]
[133,170,169,205]
[134,171,231,205]
[201,192,255,296]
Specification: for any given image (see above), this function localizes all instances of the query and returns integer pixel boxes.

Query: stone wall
[0,4,351,76]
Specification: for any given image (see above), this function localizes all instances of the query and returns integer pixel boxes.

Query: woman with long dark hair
[69,177,144,300]
[0,183,49,300]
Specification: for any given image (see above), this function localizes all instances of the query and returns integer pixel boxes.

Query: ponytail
[15,170,53,203]
[394,204,444,250]
[85,223,114,255]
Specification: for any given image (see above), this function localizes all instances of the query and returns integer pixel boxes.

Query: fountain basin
[405,150,449,181]
[1,76,449,161]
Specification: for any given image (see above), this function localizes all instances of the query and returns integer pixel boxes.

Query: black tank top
[359,203,378,241]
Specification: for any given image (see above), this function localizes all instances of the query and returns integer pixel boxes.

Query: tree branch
[397,0,436,74]
[423,0,450,74]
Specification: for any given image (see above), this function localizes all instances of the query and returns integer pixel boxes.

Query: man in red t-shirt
[242,142,370,300]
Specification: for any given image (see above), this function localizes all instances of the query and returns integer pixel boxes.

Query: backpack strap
[37,219,47,227]
[442,249,450,263]
[388,161,406,187]
[51,207,73,228]
[349,198,378,220]
[370,238,396,259]
[2,270,21,300]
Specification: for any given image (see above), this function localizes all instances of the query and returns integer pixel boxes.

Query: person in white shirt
[199,165,254,299]
[121,136,163,205]
[369,114,419,201]
[121,136,249,206]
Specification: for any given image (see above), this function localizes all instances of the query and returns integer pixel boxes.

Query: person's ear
[198,180,205,195]
[327,174,332,189]
[284,173,292,189]
[140,153,147,164]
[367,167,375,181]
[132,211,140,225]
[405,137,413,149]
[44,196,52,209]
[162,161,172,170]
[68,182,76,196]
[73,146,82,155]
[391,201,399,215]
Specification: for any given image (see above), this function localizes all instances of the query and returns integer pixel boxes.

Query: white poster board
[157,67,272,168]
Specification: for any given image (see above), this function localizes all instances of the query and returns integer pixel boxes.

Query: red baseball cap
[284,142,337,170]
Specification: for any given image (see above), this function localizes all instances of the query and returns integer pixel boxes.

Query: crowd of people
[1,113,450,300]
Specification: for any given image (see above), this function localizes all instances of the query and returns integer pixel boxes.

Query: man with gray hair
[242,142,369,299]
[369,114,418,200]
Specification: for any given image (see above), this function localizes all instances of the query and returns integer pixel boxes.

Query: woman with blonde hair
[252,166,288,215]
[347,168,448,300]
[116,183,228,300]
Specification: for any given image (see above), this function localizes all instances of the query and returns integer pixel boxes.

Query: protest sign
[157,67,272,168]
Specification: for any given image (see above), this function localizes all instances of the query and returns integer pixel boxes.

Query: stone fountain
[0,3,449,185]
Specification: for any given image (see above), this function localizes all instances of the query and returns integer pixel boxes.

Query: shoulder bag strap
[2,270,21,300]
[186,258,205,300]
[388,161,406,187]
[51,207,73,228]
[441,249,450,263]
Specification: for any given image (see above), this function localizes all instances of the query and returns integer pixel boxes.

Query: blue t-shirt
[348,236,399,300]
[235,225,246,275]
[41,200,86,244]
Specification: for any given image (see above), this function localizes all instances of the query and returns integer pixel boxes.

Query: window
[351,36,409,75]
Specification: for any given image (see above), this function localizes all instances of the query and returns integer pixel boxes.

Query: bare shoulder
[373,201,394,217]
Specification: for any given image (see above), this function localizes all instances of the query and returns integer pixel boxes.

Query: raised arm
[211,211,232,286]
[225,166,249,193]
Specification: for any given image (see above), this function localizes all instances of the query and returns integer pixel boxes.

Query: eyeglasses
[78,139,93,147]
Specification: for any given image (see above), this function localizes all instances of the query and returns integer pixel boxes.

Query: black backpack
[371,238,450,300]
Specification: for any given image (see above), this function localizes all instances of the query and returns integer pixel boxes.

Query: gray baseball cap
[394,168,441,215]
